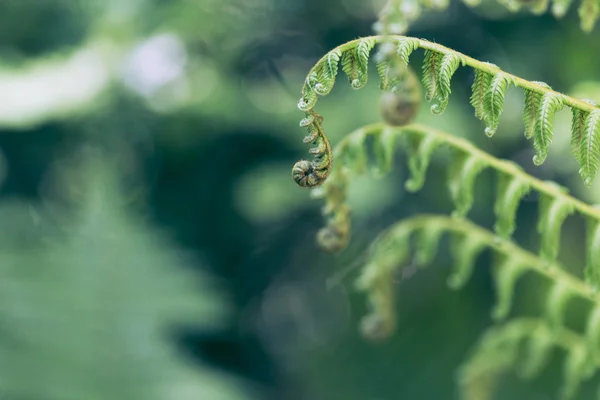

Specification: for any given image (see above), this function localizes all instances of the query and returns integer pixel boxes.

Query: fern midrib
[301,36,600,114]
[380,214,596,303]
[333,123,600,224]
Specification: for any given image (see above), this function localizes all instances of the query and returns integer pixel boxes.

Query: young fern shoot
[293,36,600,189]
[313,123,600,290]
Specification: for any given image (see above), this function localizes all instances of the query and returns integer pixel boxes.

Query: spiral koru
[292,111,333,188]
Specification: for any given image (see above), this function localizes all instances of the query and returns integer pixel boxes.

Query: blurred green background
[1,0,600,399]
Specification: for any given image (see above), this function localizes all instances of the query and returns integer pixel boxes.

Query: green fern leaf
[585,218,600,291]
[570,107,587,164]
[447,231,486,289]
[470,70,493,120]
[298,84,319,112]
[359,226,412,289]
[341,131,368,174]
[561,343,594,400]
[372,127,397,176]
[585,306,600,355]
[528,0,550,14]
[533,93,565,165]
[491,256,527,321]
[493,171,531,238]
[518,325,555,379]
[448,151,487,217]
[341,47,358,88]
[579,0,600,32]
[377,60,392,91]
[483,73,513,137]
[552,0,576,17]
[578,109,600,185]
[422,50,441,102]
[404,133,442,192]
[352,38,375,89]
[396,38,420,65]
[431,53,465,114]
[537,193,574,262]
[315,48,341,95]
[414,223,444,267]
[523,84,550,140]
[545,281,572,329]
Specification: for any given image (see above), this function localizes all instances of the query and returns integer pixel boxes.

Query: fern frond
[315,123,600,254]
[404,133,442,192]
[546,281,573,330]
[537,192,575,262]
[561,343,595,399]
[494,171,531,238]
[518,324,555,379]
[470,69,493,120]
[294,36,600,188]
[292,112,333,188]
[579,109,600,185]
[459,319,596,400]
[448,150,487,217]
[356,214,600,340]
[448,231,487,289]
[585,306,600,355]
[483,73,513,137]
[585,218,600,291]
[422,50,441,102]
[314,49,341,95]
[491,256,527,321]
[396,37,420,65]
[431,53,466,114]
[579,0,600,32]
[552,0,576,17]
[523,83,550,139]
[533,93,565,165]
[372,126,397,176]
[571,107,587,164]
[414,223,444,267]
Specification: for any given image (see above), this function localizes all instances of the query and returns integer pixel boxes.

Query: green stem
[335,122,600,224]
[488,318,585,354]
[374,214,596,303]
[302,35,600,114]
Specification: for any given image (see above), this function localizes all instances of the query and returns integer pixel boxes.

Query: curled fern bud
[379,67,422,126]
[292,160,320,187]
[292,112,333,188]
[317,225,349,253]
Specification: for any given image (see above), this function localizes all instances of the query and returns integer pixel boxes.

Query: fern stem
[301,35,599,114]
[369,214,596,303]
[333,123,600,223]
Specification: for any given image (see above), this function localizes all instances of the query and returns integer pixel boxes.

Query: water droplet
[484,127,495,137]
[585,177,593,187]
[532,155,544,166]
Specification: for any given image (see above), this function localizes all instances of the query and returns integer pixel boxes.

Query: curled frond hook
[292,112,333,188]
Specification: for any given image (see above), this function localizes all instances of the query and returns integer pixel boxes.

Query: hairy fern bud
[379,67,422,126]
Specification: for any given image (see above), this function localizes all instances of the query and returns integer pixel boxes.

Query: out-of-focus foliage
[0,153,250,400]
[2,0,600,399]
